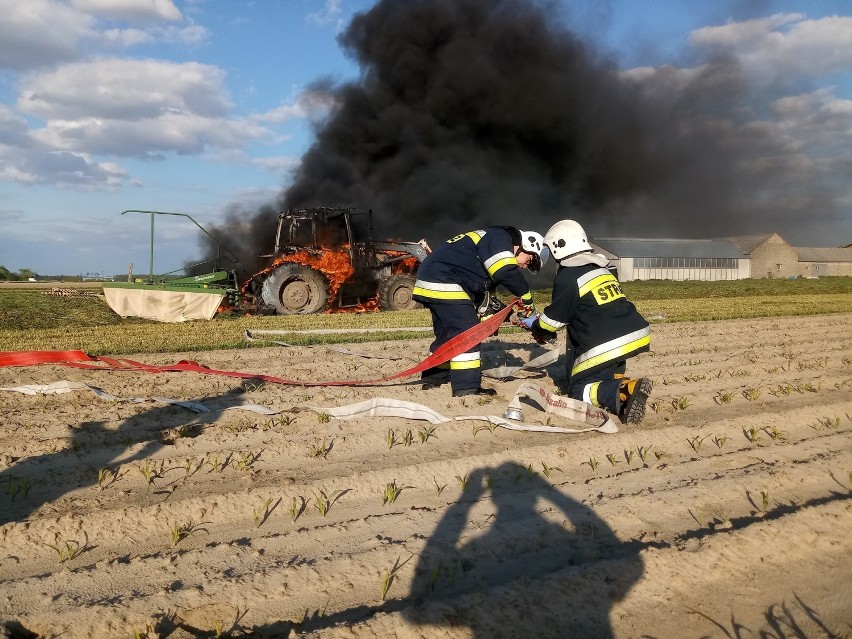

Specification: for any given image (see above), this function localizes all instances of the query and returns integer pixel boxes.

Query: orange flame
[240,246,420,315]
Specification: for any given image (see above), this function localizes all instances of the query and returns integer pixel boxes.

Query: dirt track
[1,313,851,638]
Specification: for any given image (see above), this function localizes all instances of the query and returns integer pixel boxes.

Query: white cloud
[70,0,182,23]
[19,58,233,120]
[0,0,96,71]
[306,0,343,28]
[690,14,852,80]
[259,87,338,124]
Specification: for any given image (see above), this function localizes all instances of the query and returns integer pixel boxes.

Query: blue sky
[0,0,850,277]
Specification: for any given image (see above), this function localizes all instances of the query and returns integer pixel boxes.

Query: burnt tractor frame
[247,207,429,315]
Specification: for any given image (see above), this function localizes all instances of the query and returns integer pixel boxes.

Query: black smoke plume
[202,0,831,279]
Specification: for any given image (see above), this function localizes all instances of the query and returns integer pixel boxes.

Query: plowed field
[1,313,851,638]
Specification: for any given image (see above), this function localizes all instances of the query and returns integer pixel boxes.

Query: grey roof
[593,238,744,259]
[795,247,852,262]
[726,234,778,254]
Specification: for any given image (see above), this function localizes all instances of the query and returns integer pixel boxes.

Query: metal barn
[591,238,748,282]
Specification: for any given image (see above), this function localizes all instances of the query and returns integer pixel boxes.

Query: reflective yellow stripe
[450,352,480,370]
[578,273,614,297]
[486,256,518,277]
[466,231,483,243]
[412,286,471,301]
[589,381,601,407]
[520,292,533,304]
[572,333,651,376]
[538,313,564,332]
[450,359,481,370]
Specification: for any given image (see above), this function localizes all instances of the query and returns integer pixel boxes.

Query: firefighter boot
[618,378,653,425]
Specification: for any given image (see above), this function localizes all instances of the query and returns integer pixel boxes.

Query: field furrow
[1,313,851,638]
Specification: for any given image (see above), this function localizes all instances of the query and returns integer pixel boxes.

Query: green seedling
[605,453,621,467]
[742,387,760,401]
[714,391,735,405]
[687,435,708,453]
[541,462,562,478]
[654,450,669,460]
[637,446,651,463]
[386,428,397,449]
[317,412,330,424]
[761,491,770,511]
[238,449,262,471]
[97,467,116,489]
[433,476,446,496]
[428,561,442,591]
[290,496,305,522]
[524,464,538,480]
[712,435,730,449]
[763,426,788,441]
[7,476,31,500]
[671,396,691,411]
[418,425,438,444]
[624,449,635,465]
[379,554,412,601]
[139,460,157,485]
[745,427,762,443]
[170,519,208,546]
[455,474,468,489]
[649,400,664,414]
[252,497,274,527]
[472,421,498,436]
[314,489,344,517]
[308,438,332,459]
[583,457,599,471]
[401,430,414,446]
[46,536,84,564]
[207,455,223,473]
[817,416,840,430]
[382,480,404,506]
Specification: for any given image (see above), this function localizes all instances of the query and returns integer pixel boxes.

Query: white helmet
[518,230,549,273]
[543,219,591,261]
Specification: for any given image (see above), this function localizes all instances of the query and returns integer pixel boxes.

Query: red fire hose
[0,302,519,386]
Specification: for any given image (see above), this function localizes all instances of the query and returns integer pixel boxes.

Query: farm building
[727,234,799,279]
[590,238,748,281]
[588,233,851,281]
[795,247,852,277]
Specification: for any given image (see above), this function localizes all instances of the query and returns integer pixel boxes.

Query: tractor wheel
[378,273,421,311]
[260,264,329,314]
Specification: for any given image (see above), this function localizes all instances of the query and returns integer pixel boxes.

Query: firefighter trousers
[422,302,482,393]
[565,361,627,414]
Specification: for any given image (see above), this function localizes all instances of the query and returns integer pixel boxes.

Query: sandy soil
[1,313,851,639]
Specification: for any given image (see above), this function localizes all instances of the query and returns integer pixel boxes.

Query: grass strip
[1,280,850,355]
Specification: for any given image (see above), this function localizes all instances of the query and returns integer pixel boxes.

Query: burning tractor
[243,207,430,314]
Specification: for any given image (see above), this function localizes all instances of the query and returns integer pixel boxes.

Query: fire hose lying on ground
[0,301,618,434]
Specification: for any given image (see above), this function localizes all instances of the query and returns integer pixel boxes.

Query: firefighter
[413,227,548,396]
[526,219,652,424]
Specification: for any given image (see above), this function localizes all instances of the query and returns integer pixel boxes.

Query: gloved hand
[516,301,537,320]
[530,320,557,345]
[519,314,538,329]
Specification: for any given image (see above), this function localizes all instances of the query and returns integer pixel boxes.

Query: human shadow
[191,462,645,638]
[401,462,645,638]
[0,385,249,527]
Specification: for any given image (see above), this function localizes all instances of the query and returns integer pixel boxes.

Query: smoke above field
[205,0,846,276]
